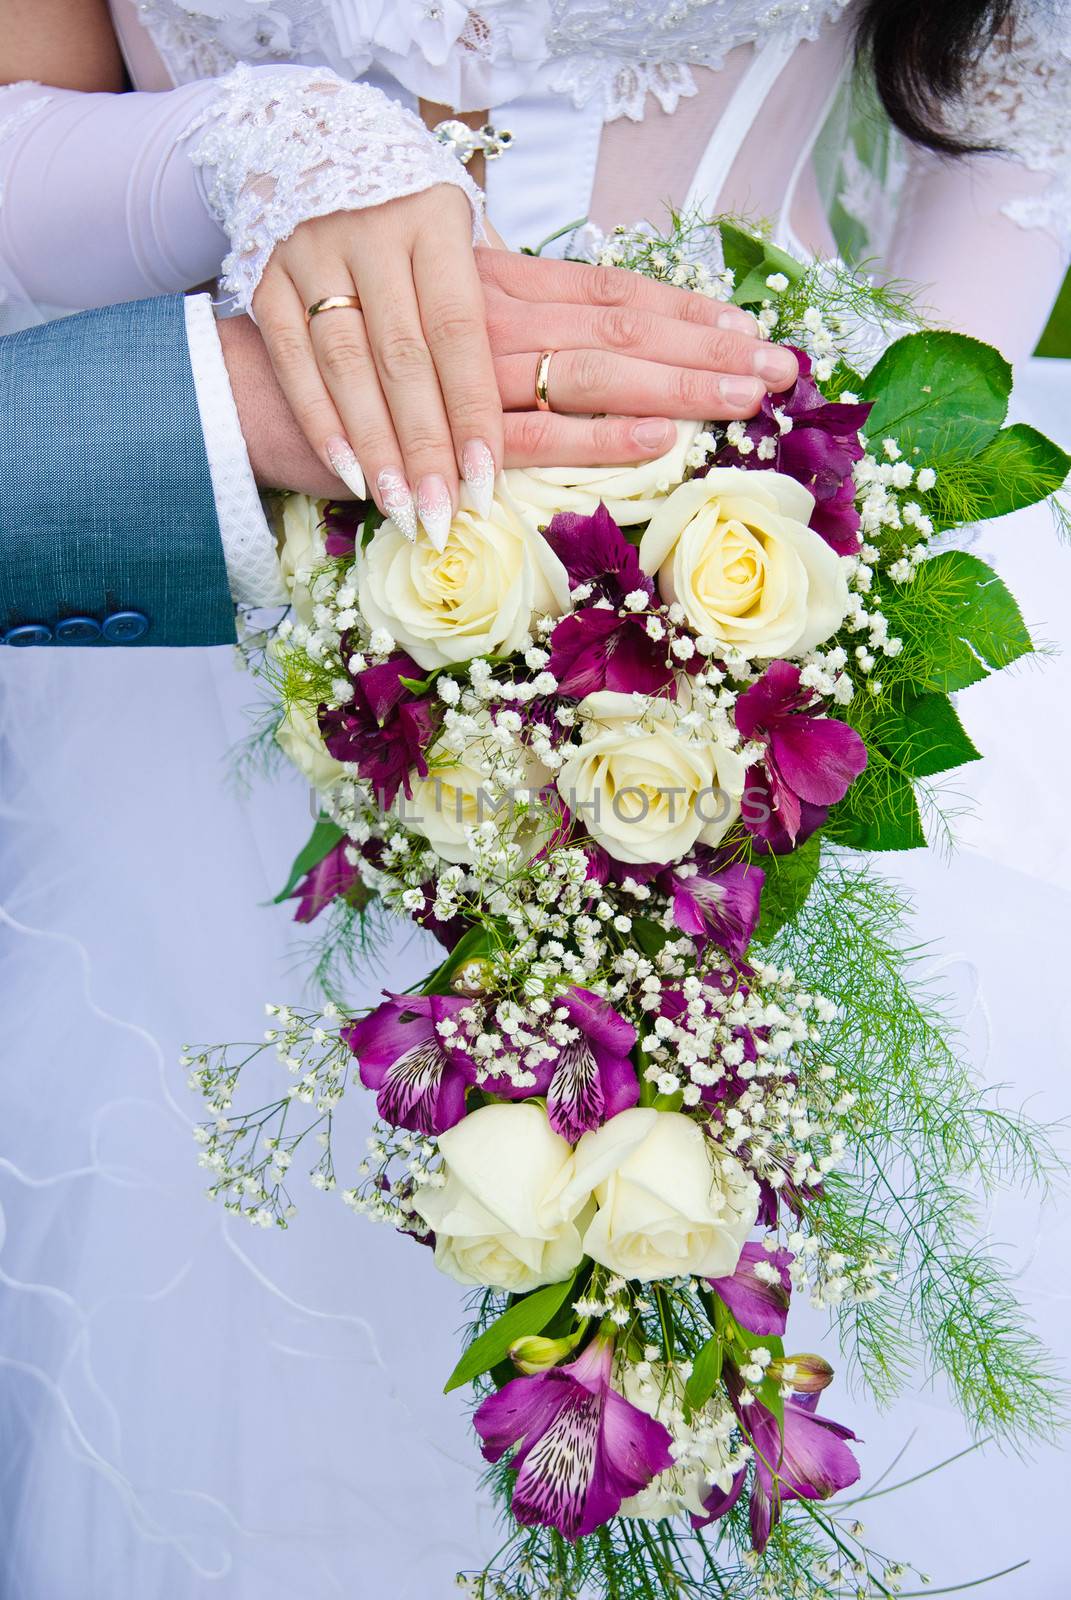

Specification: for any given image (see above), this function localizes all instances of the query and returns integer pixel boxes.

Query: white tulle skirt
[1,365,1068,1598]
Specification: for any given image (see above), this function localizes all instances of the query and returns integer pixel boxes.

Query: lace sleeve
[186,64,485,315]
[955,7,1071,249]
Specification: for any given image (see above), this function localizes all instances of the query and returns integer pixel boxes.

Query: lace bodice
[131,0,854,119]
[953,5,1071,246]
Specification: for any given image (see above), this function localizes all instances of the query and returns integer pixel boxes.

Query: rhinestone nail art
[377,466,418,543]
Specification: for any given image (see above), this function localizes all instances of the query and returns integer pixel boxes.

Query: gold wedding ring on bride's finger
[534,349,556,411]
[305,294,362,323]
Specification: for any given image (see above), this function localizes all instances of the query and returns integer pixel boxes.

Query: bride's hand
[252,185,797,541]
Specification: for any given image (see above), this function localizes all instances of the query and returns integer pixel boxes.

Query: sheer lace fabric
[955,7,1071,249]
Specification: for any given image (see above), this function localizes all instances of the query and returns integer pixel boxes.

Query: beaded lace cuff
[187,64,485,314]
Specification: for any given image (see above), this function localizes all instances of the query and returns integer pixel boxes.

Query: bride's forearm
[0,78,229,307]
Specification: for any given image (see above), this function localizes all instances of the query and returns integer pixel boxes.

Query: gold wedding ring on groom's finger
[534,349,556,412]
[305,294,362,324]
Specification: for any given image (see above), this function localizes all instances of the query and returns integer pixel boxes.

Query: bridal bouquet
[190,222,1068,1597]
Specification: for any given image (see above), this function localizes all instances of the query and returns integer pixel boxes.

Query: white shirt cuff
[183,293,286,608]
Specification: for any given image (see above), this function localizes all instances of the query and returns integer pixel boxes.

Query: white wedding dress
[1,4,1070,1595]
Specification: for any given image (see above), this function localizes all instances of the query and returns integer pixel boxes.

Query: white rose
[275,702,346,793]
[356,485,570,671]
[638,467,849,658]
[504,420,701,528]
[278,494,328,624]
[555,691,745,865]
[412,1103,592,1293]
[401,710,553,867]
[562,1107,759,1282]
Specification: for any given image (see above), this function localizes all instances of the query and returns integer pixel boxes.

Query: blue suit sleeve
[0,295,236,648]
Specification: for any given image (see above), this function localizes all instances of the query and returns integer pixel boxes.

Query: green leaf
[868,692,980,781]
[860,332,1011,463]
[752,835,821,944]
[728,1319,786,1438]
[888,549,1034,694]
[444,1275,579,1393]
[822,361,865,402]
[359,505,387,545]
[273,817,345,904]
[422,924,496,996]
[825,757,926,853]
[632,918,671,959]
[719,222,804,306]
[685,1336,724,1413]
[949,423,1071,523]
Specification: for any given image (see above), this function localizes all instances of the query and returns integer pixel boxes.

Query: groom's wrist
[216,314,341,497]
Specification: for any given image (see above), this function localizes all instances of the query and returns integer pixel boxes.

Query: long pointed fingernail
[325,436,366,499]
[417,474,453,552]
[461,439,495,518]
[377,466,418,542]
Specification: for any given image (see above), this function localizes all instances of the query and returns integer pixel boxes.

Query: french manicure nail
[752,346,798,386]
[631,418,675,452]
[721,375,764,407]
[377,466,418,543]
[325,436,367,499]
[717,306,759,336]
[461,438,496,518]
[417,473,453,552]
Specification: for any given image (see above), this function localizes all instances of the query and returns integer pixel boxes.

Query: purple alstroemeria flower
[322,499,365,557]
[542,503,653,604]
[714,348,872,555]
[319,651,437,809]
[658,851,764,961]
[474,1335,673,1541]
[341,992,476,1135]
[738,1382,861,1553]
[690,1466,747,1529]
[289,837,359,924]
[484,987,640,1142]
[743,766,828,856]
[707,1240,794,1336]
[736,660,867,849]
[548,606,675,698]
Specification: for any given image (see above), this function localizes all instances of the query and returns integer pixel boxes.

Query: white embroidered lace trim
[957,15,1071,250]
[132,0,855,121]
[545,0,854,120]
[183,294,285,608]
[186,64,484,314]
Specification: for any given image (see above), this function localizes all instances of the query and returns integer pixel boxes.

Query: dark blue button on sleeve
[102,609,149,643]
[55,615,103,643]
[4,623,53,647]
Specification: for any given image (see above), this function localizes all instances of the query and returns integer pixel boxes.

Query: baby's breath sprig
[185,1001,351,1228]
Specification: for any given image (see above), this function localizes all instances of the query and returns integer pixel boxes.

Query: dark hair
[855,0,1017,153]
